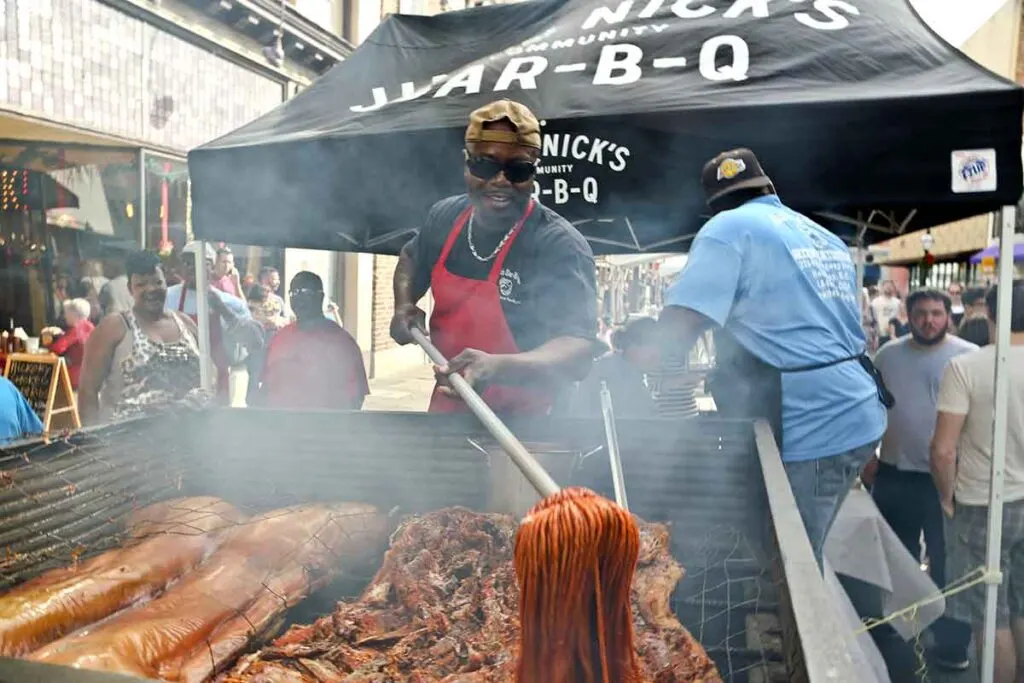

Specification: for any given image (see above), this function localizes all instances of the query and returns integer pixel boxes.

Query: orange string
[514,487,642,683]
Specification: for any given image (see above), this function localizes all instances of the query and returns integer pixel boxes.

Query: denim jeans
[783,440,880,568]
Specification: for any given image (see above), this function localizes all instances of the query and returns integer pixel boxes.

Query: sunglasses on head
[464,152,538,184]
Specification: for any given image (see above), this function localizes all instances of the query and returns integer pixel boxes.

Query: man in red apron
[165,242,252,399]
[390,100,598,415]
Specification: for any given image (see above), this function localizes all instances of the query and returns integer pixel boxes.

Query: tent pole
[981,205,1014,683]
[189,241,214,393]
[854,215,866,290]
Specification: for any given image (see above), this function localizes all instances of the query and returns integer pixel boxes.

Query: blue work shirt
[666,195,886,462]
[0,376,44,444]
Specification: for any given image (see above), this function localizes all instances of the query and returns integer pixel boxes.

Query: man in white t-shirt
[872,280,901,347]
[932,280,1024,683]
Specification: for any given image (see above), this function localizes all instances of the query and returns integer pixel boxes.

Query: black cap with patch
[701,148,775,205]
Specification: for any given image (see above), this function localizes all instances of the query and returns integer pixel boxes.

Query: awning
[0,107,182,155]
[190,0,1024,256]
[970,242,1024,263]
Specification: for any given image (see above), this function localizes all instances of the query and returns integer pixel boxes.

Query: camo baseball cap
[465,100,542,150]
[701,148,775,204]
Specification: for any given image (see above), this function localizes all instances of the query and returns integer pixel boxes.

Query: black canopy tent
[188,0,1024,256]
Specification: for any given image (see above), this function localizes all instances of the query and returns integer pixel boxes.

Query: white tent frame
[187,243,215,394]
[979,205,1015,683]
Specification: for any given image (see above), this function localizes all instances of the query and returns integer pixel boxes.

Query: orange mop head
[513,487,642,683]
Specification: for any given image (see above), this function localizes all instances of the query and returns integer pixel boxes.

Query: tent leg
[854,218,867,289]
[190,241,214,393]
[981,206,1015,683]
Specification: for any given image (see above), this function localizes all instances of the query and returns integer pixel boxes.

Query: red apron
[427,201,551,416]
[177,287,229,396]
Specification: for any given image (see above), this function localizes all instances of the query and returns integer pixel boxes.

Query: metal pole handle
[600,382,629,511]
[411,327,560,498]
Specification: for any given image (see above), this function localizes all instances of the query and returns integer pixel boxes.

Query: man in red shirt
[258,271,368,410]
[212,247,242,298]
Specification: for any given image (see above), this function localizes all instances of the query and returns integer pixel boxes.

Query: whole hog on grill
[0,496,245,657]
[30,502,389,682]
[224,507,722,683]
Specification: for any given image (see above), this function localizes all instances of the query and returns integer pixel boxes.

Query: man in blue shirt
[661,148,889,565]
[0,376,44,443]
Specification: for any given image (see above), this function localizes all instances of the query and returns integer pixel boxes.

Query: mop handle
[599,382,629,511]
[411,327,560,498]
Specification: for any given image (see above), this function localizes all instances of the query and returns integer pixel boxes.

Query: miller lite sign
[951,149,997,194]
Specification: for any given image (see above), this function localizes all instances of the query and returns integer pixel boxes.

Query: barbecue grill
[0,409,860,682]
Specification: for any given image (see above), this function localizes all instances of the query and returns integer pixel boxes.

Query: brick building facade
[0,0,352,333]
[0,0,286,154]
[372,255,399,356]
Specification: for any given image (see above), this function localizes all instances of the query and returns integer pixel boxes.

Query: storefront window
[143,154,189,255]
[0,142,140,332]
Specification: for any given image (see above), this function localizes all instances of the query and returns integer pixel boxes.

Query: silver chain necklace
[466,210,520,262]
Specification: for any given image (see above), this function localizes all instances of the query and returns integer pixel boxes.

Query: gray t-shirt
[875,335,978,472]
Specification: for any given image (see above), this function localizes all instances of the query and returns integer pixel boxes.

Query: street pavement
[364,363,436,412]
[227,363,437,411]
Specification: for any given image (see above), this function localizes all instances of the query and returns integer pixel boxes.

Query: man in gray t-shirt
[869,288,976,671]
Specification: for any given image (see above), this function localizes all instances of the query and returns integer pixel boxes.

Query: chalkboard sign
[3,354,81,436]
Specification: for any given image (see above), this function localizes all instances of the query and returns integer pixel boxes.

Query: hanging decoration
[145,156,189,183]
[1,169,30,213]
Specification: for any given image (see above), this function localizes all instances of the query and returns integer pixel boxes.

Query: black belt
[780,352,895,409]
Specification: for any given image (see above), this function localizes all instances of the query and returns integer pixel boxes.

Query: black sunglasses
[289,287,323,297]
[465,154,537,184]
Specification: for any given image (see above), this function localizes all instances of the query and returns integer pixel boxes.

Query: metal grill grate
[0,409,796,682]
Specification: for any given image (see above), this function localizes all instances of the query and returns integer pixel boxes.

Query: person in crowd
[569,317,659,419]
[390,99,597,415]
[46,298,96,390]
[932,281,1024,683]
[257,271,368,410]
[958,315,990,347]
[212,247,243,298]
[867,288,976,671]
[99,264,133,316]
[78,251,203,424]
[597,316,614,349]
[79,260,108,324]
[242,283,279,402]
[257,267,289,321]
[887,301,910,342]
[660,148,888,566]
[51,274,70,321]
[166,243,252,400]
[326,300,343,327]
[247,283,289,333]
[961,286,990,321]
[0,376,43,443]
[873,280,902,348]
[948,281,965,327]
[861,287,880,355]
